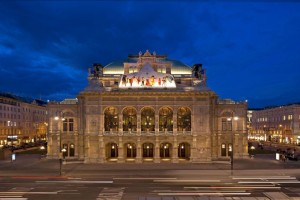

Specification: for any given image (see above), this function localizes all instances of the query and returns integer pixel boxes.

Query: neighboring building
[47,50,248,163]
[247,110,253,139]
[0,93,48,147]
[251,104,300,144]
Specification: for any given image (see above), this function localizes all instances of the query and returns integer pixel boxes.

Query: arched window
[104,107,119,131]
[160,143,172,158]
[125,143,136,158]
[141,107,155,131]
[107,143,118,158]
[178,143,190,159]
[143,143,154,158]
[123,107,137,131]
[159,107,173,131]
[177,107,191,131]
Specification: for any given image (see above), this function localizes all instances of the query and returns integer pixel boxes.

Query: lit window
[63,118,74,132]
[129,66,137,73]
[221,118,232,131]
[157,66,166,73]
[283,116,286,120]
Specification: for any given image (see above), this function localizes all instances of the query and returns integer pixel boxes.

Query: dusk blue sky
[0,1,299,108]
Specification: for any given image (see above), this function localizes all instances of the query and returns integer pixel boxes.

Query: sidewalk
[1,153,299,174]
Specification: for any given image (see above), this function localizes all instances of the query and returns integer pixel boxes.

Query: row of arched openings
[106,142,191,159]
[104,106,191,132]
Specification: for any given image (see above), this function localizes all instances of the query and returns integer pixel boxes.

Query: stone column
[190,135,199,163]
[137,110,141,135]
[173,108,177,135]
[136,137,142,163]
[74,132,78,157]
[155,109,159,133]
[172,135,179,163]
[98,134,105,163]
[154,136,160,163]
[217,133,221,158]
[84,135,90,163]
[119,113,123,135]
[117,137,124,163]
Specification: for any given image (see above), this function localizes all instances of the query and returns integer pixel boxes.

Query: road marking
[11,176,67,179]
[56,190,78,192]
[154,179,221,183]
[97,187,125,200]
[0,196,23,198]
[154,189,247,193]
[233,177,296,180]
[264,192,290,199]
[36,180,113,184]
[113,177,177,180]
[0,192,58,195]
[184,186,281,189]
[158,192,251,196]
[68,177,82,180]
[238,181,300,184]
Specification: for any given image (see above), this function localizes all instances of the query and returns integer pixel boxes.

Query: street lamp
[54,112,65,176]
[227,115,239,175]
[60,148,67,176]
[7,121,16,162]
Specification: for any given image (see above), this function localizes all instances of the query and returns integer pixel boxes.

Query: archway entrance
[107,143,118,158]
[126,143,136,158]
[160,143,171,158]
[143,143,154,158]
[178,143,190,159]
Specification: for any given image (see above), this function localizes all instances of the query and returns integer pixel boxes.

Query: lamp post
[7,121,16,162]
[227,115,239,176]
[54,112,65,176]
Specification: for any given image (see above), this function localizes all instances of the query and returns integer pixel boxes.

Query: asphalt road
[0,154,300,200]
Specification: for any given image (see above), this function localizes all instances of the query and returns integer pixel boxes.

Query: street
[1,154,300,200]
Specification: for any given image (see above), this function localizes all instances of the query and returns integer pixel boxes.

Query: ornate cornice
[80,91,216,97]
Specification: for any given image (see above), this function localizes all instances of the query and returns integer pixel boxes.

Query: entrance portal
[178,143,190,159]
[126,143,136,158]
[107,143,118,158]
[160,143,171,158]
[143,143,154,158]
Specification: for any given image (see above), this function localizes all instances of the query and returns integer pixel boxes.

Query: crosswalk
[137,175,300,200]
[0,176,299,200]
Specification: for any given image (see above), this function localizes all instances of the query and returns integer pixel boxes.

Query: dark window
[222,118,232,131]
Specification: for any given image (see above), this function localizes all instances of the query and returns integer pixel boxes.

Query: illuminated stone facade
[250,104,300,144]
[0,93,47,147]
[47,51,248,163]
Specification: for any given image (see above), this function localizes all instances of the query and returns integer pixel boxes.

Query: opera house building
[47,50,248,163]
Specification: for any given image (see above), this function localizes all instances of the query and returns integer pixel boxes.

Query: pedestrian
[282,154,286,162]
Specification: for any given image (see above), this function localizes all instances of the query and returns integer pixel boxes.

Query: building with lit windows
[0,93,48,147]
[47,50,248,163]
[251,104,300,144]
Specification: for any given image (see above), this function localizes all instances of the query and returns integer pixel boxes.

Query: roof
[103,58,192,75]
[0,92,47,106]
